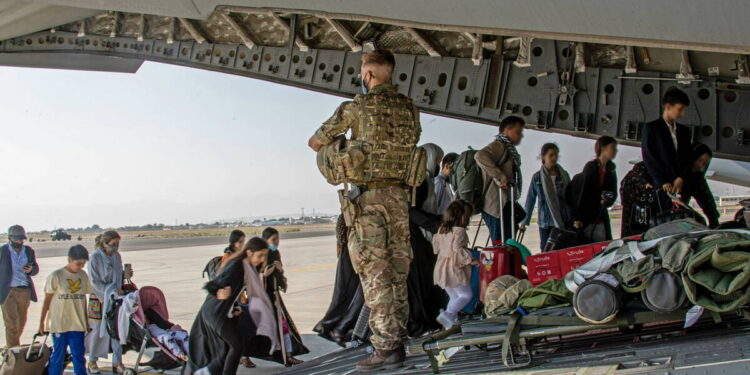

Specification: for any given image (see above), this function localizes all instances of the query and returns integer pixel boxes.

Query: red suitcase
[479,184,526,301]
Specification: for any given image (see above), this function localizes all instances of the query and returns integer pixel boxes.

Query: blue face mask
[269,244,278,251]
[360,73,370,94]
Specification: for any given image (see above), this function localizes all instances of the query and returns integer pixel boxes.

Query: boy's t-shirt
[44,267,93,333]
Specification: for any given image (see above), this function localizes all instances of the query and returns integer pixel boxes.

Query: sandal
[111,363,124,374]
[285,355,304,367]
[87,361,101,374]
[239,356,256,368]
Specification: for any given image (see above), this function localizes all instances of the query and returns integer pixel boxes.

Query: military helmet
[8,225,27,240]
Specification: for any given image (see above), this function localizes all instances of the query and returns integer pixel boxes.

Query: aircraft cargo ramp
[281,310,750,375]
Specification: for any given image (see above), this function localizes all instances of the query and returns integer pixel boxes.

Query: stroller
[106,286,189,374]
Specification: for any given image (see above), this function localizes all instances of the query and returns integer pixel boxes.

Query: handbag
[87,295,103,320]
[649,190,706,227]
[544,227,581,252]
[122,279,138,293]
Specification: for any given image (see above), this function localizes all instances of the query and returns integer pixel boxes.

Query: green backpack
[450,148,484,214]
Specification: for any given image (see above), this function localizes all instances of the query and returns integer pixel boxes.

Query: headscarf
[494,133,523,195]
[242,259,280,354]
[690,143,712,173]
[419,143,445,215]
[89,247,123,339]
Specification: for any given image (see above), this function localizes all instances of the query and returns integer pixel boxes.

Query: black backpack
[202,256,223,280]
[450,148,483,213]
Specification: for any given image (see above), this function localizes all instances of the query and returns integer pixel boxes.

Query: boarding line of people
[308,49,720,373]
[1,228,135,375]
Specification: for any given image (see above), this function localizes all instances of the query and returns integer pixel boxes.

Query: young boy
[641,88,692,211]
[38,245,92,375]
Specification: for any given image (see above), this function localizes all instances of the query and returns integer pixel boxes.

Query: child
[38,245,93,375]
[432,200,477,329]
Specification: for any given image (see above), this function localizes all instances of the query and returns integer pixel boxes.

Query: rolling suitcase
[0,333,50,375]
[479,184,525,301]
[462,248,481,314]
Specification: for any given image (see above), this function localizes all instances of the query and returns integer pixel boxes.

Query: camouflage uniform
[314,83,421,352]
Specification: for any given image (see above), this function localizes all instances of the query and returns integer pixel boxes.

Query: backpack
[202,256,223,280]
[450,148,484,214]
[451,146,508,214]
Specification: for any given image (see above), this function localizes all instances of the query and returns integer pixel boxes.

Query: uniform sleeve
[313,100,359,145]
[44,272,57,294]
[475,141,510,183]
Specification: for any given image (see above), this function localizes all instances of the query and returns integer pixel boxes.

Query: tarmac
[0,221,558,374]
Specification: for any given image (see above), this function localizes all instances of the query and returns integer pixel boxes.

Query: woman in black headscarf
[678,143,720,227]
[406,143,449,336]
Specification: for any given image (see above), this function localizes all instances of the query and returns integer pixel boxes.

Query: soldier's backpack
[202,256,223,280]
[450,148,484,214]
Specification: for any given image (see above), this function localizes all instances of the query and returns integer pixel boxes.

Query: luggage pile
[408,218,750,373]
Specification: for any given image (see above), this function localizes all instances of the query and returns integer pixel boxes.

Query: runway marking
[287,263,337,273]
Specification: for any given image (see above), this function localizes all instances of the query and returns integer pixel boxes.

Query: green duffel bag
[517,279,572,313]
[643,218,707,241]
[682,233,750,312]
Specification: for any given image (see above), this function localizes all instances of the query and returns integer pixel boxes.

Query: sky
[0,61,745,232]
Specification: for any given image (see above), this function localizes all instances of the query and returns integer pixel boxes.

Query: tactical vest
[317,89,424,186]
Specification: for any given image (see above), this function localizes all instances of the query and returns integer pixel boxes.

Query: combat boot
[356,346,405,372]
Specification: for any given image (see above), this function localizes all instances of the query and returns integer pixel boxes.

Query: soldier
[308,50,421,372]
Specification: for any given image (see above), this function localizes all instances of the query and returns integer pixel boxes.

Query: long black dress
[313,241,364,345]
[406,180,446,336]
[189,258,245,375]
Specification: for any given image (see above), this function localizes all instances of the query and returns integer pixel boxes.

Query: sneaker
[356,347,405,372]
[87,361,101,375]
[436,311,455,330]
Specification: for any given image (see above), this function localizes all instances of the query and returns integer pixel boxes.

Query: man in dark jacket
[641,88,692,211]
[0,225,39,348]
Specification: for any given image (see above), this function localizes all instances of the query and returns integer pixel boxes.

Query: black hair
[262,227,279,240]
[441,153,459,168]
[595,136,617,156]
[499,116,525,132]
[662,88,690,107]
[691,143,713,161]
[540,143,559,157]
[229,229,245,246]
[243,237,269,252]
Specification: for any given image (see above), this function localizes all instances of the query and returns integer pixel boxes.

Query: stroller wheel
[122,369,137,375]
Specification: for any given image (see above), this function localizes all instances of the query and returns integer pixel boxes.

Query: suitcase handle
[498,181,517,245]
[25,333,49,361]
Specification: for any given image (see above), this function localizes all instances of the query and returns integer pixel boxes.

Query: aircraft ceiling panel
[2,6,750,166]
[14,0,750,51]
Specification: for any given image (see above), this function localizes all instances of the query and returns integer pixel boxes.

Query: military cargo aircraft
[1,1,750,374]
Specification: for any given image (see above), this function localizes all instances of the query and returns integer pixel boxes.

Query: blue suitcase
[462,249,481,314]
